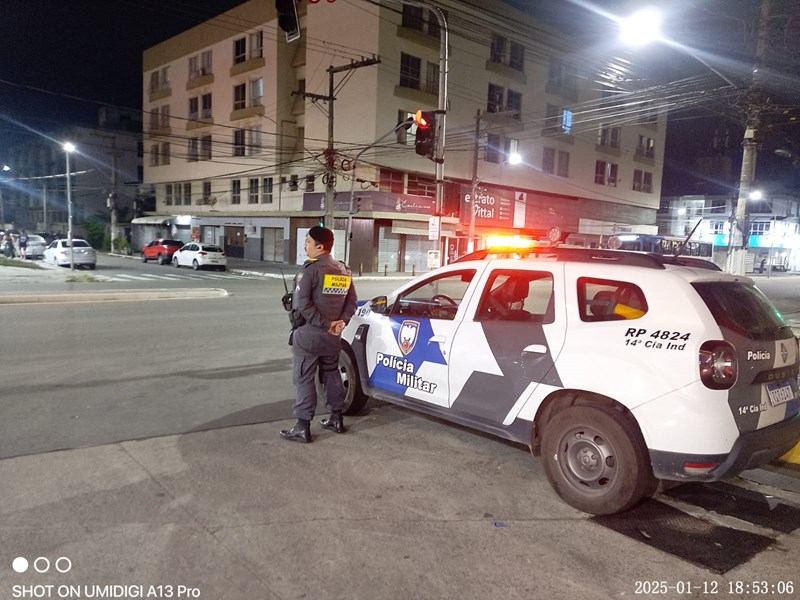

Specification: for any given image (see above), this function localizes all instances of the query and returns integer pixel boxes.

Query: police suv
[335,248,800,515]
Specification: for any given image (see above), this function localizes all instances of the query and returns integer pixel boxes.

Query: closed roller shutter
[377,226,400,273]
[262,227,284,262]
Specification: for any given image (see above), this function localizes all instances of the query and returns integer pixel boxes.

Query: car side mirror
[369,295,389,314]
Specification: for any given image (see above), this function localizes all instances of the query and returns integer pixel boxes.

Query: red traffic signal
[414,110,436,158]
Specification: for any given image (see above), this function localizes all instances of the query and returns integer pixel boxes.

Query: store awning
[392,220,458,236]
[131,216,173,225]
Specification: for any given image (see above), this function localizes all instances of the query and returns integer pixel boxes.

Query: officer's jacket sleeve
[297,264,329,330]
[342,281,357,323]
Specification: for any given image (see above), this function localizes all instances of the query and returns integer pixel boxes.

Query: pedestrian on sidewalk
[280,226,357,443]
[18,231,27,260]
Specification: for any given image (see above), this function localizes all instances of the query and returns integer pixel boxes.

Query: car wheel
[219,266,227,272]
[541,404,654,515]
[315,348,368,416]
[173,257,180,268]
[88,264,96,270]
[192,259,200,271]
[141,253,147,263]
[158,254,166,265]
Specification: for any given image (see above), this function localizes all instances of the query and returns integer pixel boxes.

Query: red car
[141,239,185,265]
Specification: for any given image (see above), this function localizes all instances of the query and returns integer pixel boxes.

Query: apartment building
[141,0,666,271]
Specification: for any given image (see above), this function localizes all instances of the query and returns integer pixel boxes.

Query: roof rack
[527,247,666,269]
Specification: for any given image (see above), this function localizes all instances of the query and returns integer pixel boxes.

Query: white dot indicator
[12,557,29,573]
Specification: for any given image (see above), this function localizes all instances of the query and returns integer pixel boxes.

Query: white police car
[334,248,800,515]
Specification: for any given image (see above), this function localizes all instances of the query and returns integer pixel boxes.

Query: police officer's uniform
[281,235,356,442]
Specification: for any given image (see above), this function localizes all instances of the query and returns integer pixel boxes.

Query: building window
[407,174,435,198]
[509,41,524,71]
[149,66,170,93]
[490,35,505,64]
[598,125,621,148]
[633,169,653,193]
[189,97,199,121]
[201,93,212,119]
[638,101,658,124]
[485,133,502,163]
[305,175,315,193]
[231,179,241,204]
[636,135,655,159]
[506,89,522,119]
[401,5,424,31]
[233,38,246,64]
[182,182,192,205]
[188,138,199,162]
[151,105,170,129]
[150,144,159,167]
[202,181,212,202]
[547,59,576,93]
[200,135,212,161]
[289,174,299,191]
[595,160,618,187]
[233,84,246,110]
[557,150,570,177]
[542,147,555,174]
[249,31,263,59]
[397,110,416,145]
[162,143,170,165]
[248,178,259,203]
[165,184,173,206]
[189,51,212,78]
[425,61,439,95]
[248,127,262,155]
[250,79,263,107]
[400,53,421,89]
[487,83,504,113]
[262,177,274,203]
[233,130,245,156]
[379,168,404,193]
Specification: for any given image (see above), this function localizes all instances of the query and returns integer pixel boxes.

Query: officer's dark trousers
[291,325,345,421]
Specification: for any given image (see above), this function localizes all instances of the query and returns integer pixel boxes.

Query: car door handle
[430,335,446,344]
[522,344,547,356]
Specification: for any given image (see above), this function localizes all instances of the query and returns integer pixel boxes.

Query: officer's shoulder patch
[322,273,352,295]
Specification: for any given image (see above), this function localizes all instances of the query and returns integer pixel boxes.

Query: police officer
[280,226,357,443]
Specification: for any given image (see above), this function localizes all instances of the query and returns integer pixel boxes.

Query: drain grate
[591,499,774,574]
[663,481,800,534]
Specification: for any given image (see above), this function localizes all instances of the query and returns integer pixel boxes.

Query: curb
[0,288,228,304]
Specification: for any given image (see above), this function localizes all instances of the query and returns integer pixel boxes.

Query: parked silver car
[24,234,48,259]
[43,238,97,269]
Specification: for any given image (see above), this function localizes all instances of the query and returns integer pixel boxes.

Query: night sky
[1,0,798,194]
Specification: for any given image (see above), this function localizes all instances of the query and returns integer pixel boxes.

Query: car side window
[391,270,476,321]
[578,278,648,322]
[477,270,555,323]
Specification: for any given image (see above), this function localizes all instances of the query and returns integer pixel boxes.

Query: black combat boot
[320,411,346,434]
[280,420,311,443]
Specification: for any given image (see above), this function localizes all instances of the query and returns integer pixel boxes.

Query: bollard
[412,264,416,277]
[384,264,388,277]
[359,262,363,276]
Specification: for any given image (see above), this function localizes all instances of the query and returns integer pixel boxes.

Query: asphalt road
[0,256,399,458]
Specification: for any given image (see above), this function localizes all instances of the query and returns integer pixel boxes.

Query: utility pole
[303,58,381,230]
[468,109,481,253]
[728,0,771,275]
[109,138,119,253]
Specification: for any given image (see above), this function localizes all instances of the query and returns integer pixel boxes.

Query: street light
[0,165,10,226]
[63,142,76,271]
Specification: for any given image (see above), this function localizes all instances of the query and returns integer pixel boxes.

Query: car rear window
[164,240,183,246]
[692,281,793,340]
[69,240,91,248]
[203,245,224,252]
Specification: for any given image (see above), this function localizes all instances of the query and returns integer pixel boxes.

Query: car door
[365,268,478,408]
[447,264,567,425]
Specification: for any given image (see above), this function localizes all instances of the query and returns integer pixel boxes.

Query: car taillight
[198,251,207,256]
[699,341,737,390]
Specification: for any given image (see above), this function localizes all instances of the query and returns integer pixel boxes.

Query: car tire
[220,266,227,272]
[541,404,654,516]
[158,254,166,265]
[88,264,96,270]
[141,253,147,263]
[192,259,200,271]
[315,348,369,416]
[173,257,180,268]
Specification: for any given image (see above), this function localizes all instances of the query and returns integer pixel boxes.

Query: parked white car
[172,242,227,271]
[43,238,97,269]
[24,234,48,259]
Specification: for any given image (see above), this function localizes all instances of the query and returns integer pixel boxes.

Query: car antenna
[675,218,703,258]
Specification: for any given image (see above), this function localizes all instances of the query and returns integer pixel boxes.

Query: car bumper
[650,411,800,481]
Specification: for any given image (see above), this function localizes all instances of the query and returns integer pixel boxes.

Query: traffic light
[275,0,300,42]
[414,110,436,159]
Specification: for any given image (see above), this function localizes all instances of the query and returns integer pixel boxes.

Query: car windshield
[692,281,793,340]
